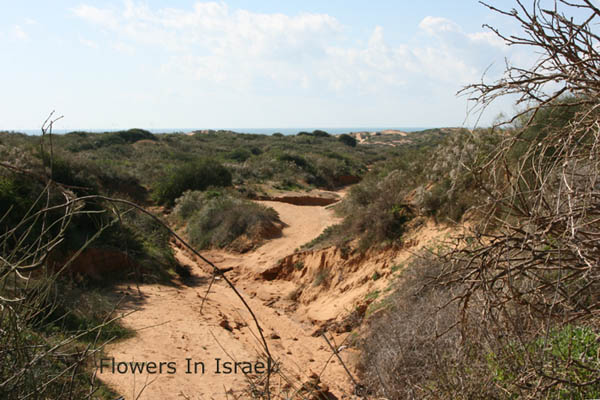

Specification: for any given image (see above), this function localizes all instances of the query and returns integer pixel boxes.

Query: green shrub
[63,129,156,151]
[176,191,281,251]
[228,148,252,162]
[115,128,156,143]
[313,268,329,287]
[365,290,380,301]
[301,224,345,249]
[152,159,232,206]
[421,177,476,222]
[0,172,101,253]
[277,153,310,168]
[0,180,132,399]
[172,190,207,222]
[490,325,600,399]
[250,146,262,155]
[339,134,357,147]
[334,171,414,249]
[313,130,330,137]
[0,174,41,229]
[118,209,176,281]
[40,283,135,343]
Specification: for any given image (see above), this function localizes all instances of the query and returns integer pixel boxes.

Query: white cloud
[71,5,119,29]
[79,37,97,48]
[112,41,135,54]
[13,25,28,40]
[73,1,343,90]
[320,20,495,93]
[420,15,507,50]
[467,31,506,49]
[319,27,412,92]
[71,2,512,95]
[419,16,461,35]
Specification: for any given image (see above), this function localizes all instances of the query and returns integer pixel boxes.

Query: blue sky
[1,1,534,130]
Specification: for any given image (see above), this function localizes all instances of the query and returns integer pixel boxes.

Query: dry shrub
[358,253,497,399]
[437,98,600,397]
[435,1,600,397]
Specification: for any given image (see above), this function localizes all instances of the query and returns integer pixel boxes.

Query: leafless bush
[441,0,600,396]
[463,0,600,125]
[455,0,600,334]
[360,2,600,398]
[359,253,498,399]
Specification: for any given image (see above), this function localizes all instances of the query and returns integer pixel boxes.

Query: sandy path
[98,200,355,399]
[239,200,339,270]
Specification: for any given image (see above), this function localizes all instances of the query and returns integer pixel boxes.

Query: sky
[0,1,541,131]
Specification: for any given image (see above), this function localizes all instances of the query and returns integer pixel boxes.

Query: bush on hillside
[115,128,156,143]
[62,129,157,152]
[152,159,232,206]
[312,129,330,137]
[361,252,600,398]
[338,134,357,147]
[171,190,208,222]
[340,171,415,249]
[0,173,43,230]
[173,191,282,252]
[327,129,483,249]
[3,120,377,198]
[489,325,600,399]
[228,147,252,162]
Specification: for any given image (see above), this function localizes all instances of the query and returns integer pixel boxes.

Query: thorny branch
[446,0,600,394]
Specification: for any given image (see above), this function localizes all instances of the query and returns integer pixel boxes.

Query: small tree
[312,129,330,137]
[152,159,232,206]
[338,134,357,147]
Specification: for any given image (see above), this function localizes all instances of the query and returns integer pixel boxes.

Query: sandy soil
[98,199,358,399]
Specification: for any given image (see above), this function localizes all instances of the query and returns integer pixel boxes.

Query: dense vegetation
[0,128,379,201]
[357,2,600,398]
[303,127,495,250]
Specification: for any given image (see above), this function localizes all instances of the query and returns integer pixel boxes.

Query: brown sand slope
[98,198,356,399]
